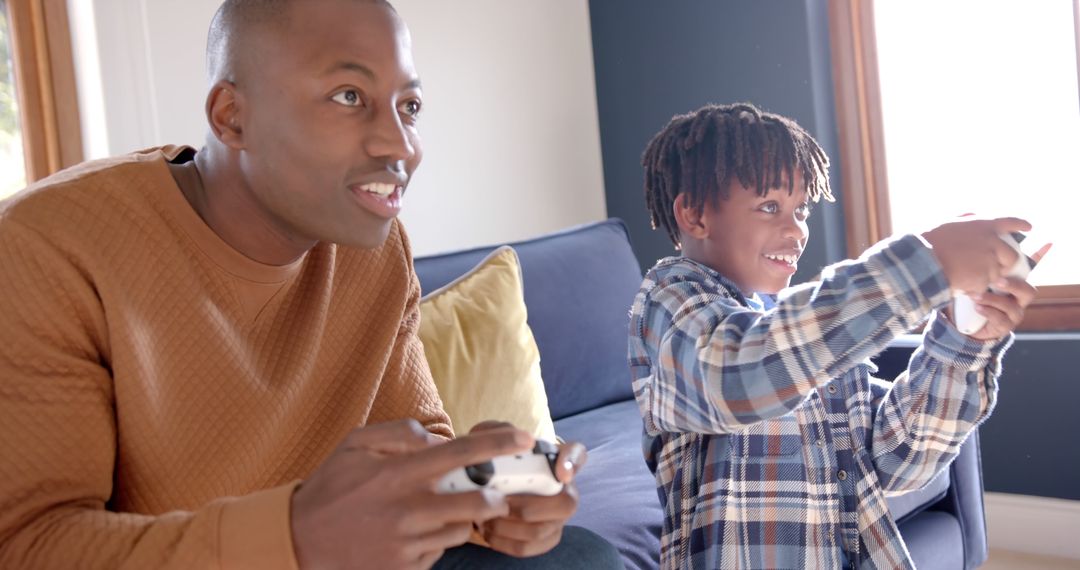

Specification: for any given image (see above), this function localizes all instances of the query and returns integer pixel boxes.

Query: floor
[982,550,1080,569]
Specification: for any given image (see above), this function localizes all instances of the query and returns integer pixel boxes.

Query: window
[1,0,81,200]
[830,0,1080,330]
[1,0,25,198]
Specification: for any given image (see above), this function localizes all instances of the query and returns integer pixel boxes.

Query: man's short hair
[205,0,395,84]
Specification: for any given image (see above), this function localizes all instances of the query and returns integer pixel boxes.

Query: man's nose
[364,109,415,163]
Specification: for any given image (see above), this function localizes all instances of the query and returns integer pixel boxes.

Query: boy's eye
[796,203,812,219]
[758,202,779,214]
[331,89,363,107]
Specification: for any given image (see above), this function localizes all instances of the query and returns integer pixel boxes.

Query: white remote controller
[436,440,564,496]
[953,232,1037,335]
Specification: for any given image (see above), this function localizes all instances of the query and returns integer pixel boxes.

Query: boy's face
[687,182,811,295]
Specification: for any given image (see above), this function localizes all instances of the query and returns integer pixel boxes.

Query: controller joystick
[463,462,495,486]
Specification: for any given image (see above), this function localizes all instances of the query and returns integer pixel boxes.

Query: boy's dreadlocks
[641,102,834,247]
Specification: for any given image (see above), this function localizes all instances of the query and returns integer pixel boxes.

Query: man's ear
[673,193,709,240]
[206,80,245,149]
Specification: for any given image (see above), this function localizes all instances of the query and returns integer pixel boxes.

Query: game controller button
[464,461,495,486]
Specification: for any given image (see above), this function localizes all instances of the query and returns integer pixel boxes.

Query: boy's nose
[781,216,808,240]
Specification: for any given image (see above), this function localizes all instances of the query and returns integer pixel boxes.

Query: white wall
[68,0,216,159]
[68,0,606,256]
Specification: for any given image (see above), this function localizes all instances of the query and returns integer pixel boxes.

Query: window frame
[5,0,81,183]
[828,0,1080,332]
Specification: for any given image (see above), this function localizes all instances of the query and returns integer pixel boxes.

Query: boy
[628,102,1041,569]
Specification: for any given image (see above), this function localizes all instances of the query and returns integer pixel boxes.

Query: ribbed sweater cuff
[218,481,301,570]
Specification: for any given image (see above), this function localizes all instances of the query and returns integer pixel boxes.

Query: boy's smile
[678,182,811,296]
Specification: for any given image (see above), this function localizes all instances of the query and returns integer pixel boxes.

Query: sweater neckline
[148,145,306,285]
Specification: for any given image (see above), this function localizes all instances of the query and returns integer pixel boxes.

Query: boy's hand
[954,242,1052,340]
[469,421,585,558]
[290,420,533,570]
[921,217,1032,295]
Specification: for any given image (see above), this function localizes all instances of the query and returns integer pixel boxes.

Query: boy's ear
[673,193,709,240]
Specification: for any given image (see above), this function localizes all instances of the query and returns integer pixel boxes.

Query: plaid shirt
[628,235,1011,569]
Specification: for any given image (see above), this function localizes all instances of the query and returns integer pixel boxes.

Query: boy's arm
[631,234,953,435]
[869,313,1009,494]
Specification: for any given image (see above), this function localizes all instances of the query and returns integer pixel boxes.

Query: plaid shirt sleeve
[631,234,957,435]
[870,312,1011,494]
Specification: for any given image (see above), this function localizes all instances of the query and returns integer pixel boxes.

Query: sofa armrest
[940,429,989,569]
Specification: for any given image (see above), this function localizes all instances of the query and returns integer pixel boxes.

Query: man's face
[694,183,811,295]
[235,0,423,249]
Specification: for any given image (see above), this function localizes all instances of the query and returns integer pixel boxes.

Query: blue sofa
[413,218,989,569]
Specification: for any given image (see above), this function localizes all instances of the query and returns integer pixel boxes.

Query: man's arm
[631,234,952,436]
[365,225,582,560]
[364,242,453,438]
[0,220,299,569]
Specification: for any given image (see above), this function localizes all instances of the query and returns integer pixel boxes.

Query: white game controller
[436,440,564,496]
[953,231,1037,335]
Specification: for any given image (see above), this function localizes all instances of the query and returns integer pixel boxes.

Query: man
[0,1,621,568]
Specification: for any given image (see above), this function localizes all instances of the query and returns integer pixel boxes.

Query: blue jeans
[434,526,623,570]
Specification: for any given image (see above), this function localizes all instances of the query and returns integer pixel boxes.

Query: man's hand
[921,216,1032,296]
[959,242,1052,340]
[290,419,533,570]
[469,421,586,558]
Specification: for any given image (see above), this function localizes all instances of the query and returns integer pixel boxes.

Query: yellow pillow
[418,246,557,441]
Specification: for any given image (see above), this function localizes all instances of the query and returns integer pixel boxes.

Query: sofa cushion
[418,246,556,441]
[414,219,644,420]
[554,399,662,570]
[888,468,949,524]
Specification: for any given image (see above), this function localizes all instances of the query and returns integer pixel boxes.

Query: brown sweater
[0,147,452,568]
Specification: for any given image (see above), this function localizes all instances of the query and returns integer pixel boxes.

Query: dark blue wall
[874,337,1079,501]
[589,0,1079,501]
[978,336,1079,500]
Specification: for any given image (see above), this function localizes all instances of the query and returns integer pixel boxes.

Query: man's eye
[331,90,362,107]
[401,99,422,117]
